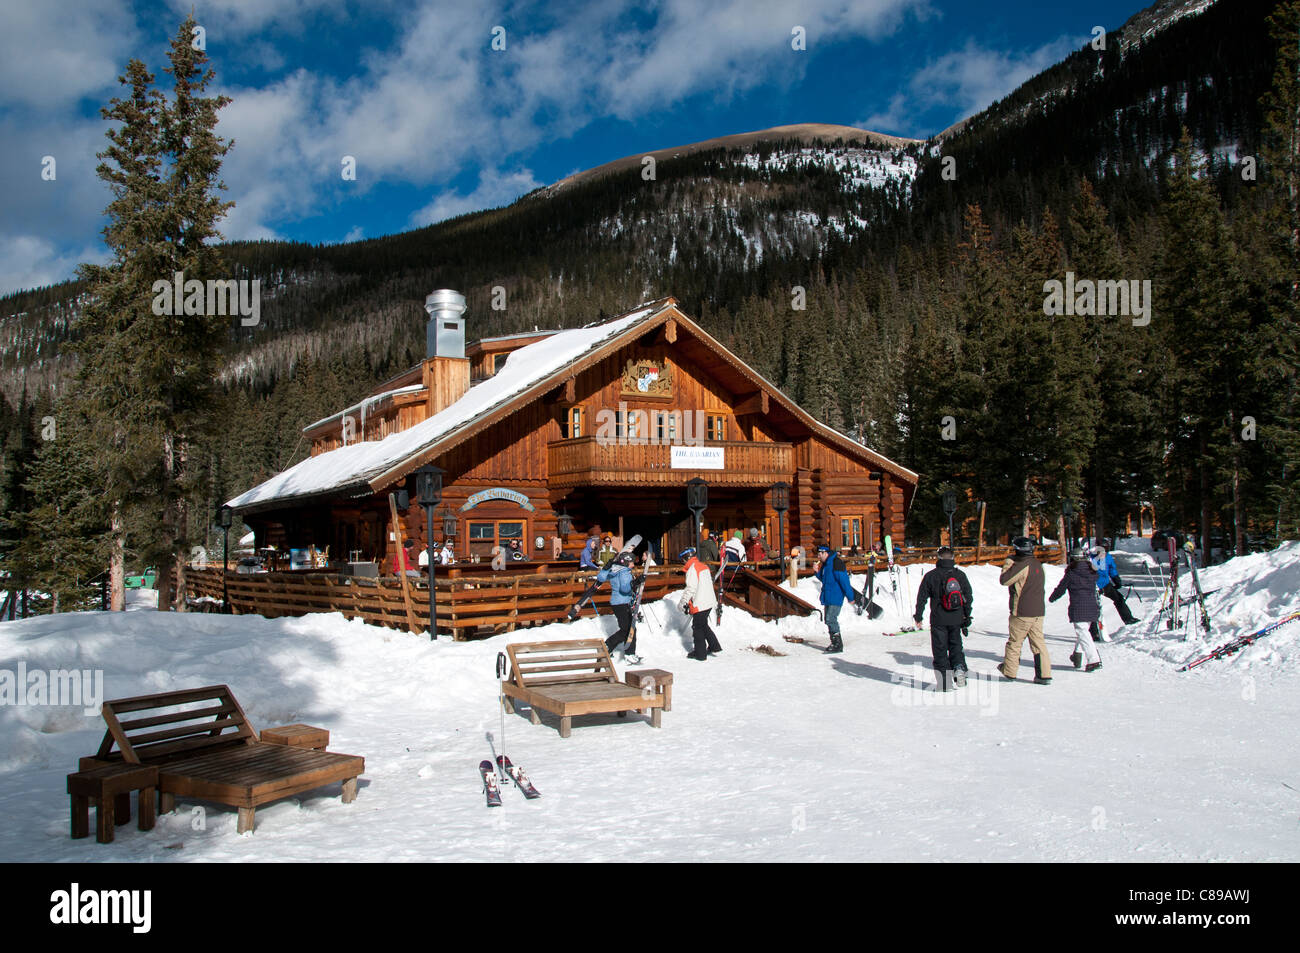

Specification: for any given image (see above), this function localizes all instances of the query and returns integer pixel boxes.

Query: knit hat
[816,544,832,555]
[733,531,743,540]
[679,546,697,560]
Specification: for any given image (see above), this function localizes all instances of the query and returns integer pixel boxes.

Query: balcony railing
[547,437,793,488]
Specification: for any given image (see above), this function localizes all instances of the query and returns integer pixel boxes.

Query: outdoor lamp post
[218,504,233,614]
[942,490,958,547]
[686,477,708,558]
[658,497,671,562]
[557,508,573,538]
[415,464,444,640]
[771,481,789,579]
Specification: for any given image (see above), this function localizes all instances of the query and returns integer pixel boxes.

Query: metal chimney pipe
[424,289,467,359]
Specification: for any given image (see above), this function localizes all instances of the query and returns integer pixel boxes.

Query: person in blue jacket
[814,544,856,654]
[579,535,599,570]
[1088,544,1137,639]
[596,551,641,660]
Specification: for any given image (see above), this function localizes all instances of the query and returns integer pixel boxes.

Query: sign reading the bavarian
[460,487,536,512]
[670,445,724,470]
[620,357,674,399]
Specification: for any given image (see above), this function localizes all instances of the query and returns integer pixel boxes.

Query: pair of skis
[566,535,643,620]
[479,755,540,807]
[1178,613,1300,671]
[1184,543,1213,637]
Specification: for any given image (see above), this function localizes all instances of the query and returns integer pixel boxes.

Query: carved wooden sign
[620,357,673,399]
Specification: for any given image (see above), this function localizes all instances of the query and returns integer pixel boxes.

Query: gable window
[657,411,679,443]
[706,414,727,442]
[567,406,583,439]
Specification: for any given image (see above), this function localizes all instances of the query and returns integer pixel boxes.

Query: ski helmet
[678,546,697,561]
[615,552,634,566]
[1011,536,1034,556]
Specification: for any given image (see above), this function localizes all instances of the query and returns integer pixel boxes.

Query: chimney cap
[425,289,466,316]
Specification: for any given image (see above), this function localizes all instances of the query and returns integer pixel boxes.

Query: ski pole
[495,652,508,783]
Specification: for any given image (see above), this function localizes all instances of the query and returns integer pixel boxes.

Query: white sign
[671,445,724,470]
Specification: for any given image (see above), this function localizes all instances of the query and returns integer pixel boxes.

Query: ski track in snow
[1,547,1298,863]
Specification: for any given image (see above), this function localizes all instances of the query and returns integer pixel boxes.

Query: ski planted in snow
[1166,536,1181,631]
[567,535,643,620]
[495,755,541,799]
[1184,543,1213,636]
[480,759,502,807]
[1178,613,1300,671]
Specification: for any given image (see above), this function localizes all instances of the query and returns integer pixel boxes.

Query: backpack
[940,574,965,612]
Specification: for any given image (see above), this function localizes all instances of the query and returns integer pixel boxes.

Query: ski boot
[1070,651,1082,670]
[823,635,844,655]
[953,668,967,688]
[1086,659,1103,673]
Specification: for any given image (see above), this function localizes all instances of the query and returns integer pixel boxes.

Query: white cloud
[410,168,542,227]
[864,34,1083,134]
[0,0,139,109]
[0,235,106,295]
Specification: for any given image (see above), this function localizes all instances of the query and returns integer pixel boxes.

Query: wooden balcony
[547,437,793,489]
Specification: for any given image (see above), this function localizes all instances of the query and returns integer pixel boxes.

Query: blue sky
[0,0,1149,295]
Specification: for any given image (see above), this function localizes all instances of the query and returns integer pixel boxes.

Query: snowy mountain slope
[2,547,1298,862]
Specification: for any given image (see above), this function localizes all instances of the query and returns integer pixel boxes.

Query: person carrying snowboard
[679,547,722,660]
[814,544,856,654]
[913,546,973,690]
[597,551,639,659]
[1088,544,1136,637]
[996,536,1052,683]
[1050,547,1103,671]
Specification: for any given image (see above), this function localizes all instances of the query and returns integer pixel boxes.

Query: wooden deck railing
[547,437,793,488]
[185,545,1060,639]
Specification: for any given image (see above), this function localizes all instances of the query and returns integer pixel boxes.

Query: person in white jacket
[679,547,722,660]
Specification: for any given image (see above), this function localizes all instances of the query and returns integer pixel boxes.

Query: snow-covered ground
[2,546,1298,862]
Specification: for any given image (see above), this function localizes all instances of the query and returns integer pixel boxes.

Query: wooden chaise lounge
[80,684,364,834]
[500,639,670,737]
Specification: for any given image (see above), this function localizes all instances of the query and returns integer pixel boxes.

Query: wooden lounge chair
[500,639,670,737]
[81,685,364,834]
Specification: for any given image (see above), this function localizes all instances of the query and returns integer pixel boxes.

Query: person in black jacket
[914,546,974,691]
[1049,548,1102,672]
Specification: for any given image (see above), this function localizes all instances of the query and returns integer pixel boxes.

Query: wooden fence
[185,544,1059,640]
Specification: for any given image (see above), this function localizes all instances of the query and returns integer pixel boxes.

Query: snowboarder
[596,551,639,658]
[679,547,722,660]
[1050,548,1103,672]
[579,535,599,569]
[913,546,973,690]
[1088,544,1136,636]
[996,537,1052,683]
[814,544,855,654]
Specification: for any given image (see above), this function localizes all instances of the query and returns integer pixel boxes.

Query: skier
[723,530,746,566]
[679,546,722,660]
[1089,544,1136,637]
[814,544,855,654]
[596,551,639,659]
[578,535,599,569]
[697,528,720,565]
[995,536,1052,683]
[913,546,973,690]
[1050,547,1103,671]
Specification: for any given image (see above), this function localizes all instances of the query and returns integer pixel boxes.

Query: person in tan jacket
[996,537,1052,683]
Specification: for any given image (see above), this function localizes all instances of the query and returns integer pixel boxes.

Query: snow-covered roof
[303,383,425,434]
[228,302,666,511]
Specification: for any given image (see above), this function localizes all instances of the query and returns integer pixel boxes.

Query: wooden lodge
[227,292,919,571]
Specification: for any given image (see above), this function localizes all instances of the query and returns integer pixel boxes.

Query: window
[841,517,862,549]
[468,520,528,559]
[570,406,583,438]
[493,353,508,373]
[707,414,727,441]
[657,411,678,443]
